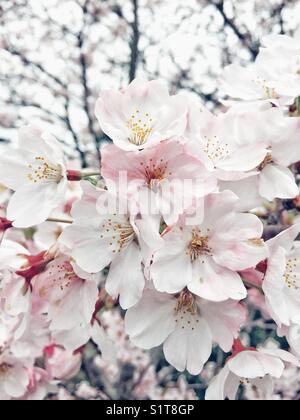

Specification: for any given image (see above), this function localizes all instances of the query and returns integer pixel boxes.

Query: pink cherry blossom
[0,352,30,400]
[206,340,300,400]
[60,182,162,309]
[0,125,68,228]
[44,345,82,381]
[151,190,267,301]
[31,254,99,351]
[263,224,300,328]
[101,139,217,225]
[125,288,246,375]
[184,101,269,179]
[95,79,187,151]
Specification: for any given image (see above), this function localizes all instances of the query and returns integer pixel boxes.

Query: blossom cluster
[1,33,300,400]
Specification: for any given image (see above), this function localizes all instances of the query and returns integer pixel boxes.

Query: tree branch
[212,0,258,59]
[129,0,140,82]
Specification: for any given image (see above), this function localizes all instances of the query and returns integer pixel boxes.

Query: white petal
[163,316,212,375]
[259,165,299,201]
[125,289,176,349]
[106,243,145,309]
[188,257,247,302]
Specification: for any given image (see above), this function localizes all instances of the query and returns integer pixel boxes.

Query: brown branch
[212,0,258,59]
[78,0,101,164]
[5,46,68,91]
[129,0,140,82]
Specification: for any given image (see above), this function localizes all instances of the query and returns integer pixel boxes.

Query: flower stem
[296,96,300,116]
[46,217,73,224]
[81,172,101,178]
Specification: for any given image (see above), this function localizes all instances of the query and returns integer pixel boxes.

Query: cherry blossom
[263,224,300,328]
[206,340,300,400]
[184,101,269,179]
[151,190,267,301]
[126,289,245,375]
[1,33,300,398]
[101,139,217,225]
[61,182,162,309]
[220,33,300,107]
[95,79,187,151]
[0,352,30,400]
[0,126,68,228]
[44,345,82,381]
[31,255,99,351]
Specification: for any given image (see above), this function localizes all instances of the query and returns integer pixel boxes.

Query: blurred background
[1,0,300,168]
[1,0,300,400]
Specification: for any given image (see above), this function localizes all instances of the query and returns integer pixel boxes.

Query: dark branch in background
[271,2,285,34]
[212,0,259,59]
[5,46,68,91]
[168,52,218,104]
[129,0,140,82]
[78,0,102,164]
[2,45,88,168]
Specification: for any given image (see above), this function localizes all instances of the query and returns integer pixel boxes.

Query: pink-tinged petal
[228,351,285,379]
[201,299,246,352]
[95,90,128,143]
[125,79,170,106]
[202,190,239,227]
[211,213,267,271]
[225,373,242,400]
[271,117,300,167]
[188,257,247,302]
[7,182,65,228]
[267,224,300,254]
[220,64,264,101]
[4,367,29,398]
[0,149,32,190]
[90,323,117,364]
[134,215,163,263]
[150,95,187,141]
[70,182,104,220]
[163,317,212,375]
[151,232,192,294]
[106,242,145,310]
[217,144,268,172]
[259,348,300,367]
[287,324,300,357]
[263,247,292,327]
[125,289,176,349]
[259,164,299,201]
[205,366,232,400]
[18,125,59,163]
[96,80,186,151]
[61,225,113,273]
[52,325,91,352]
[219,175,262,212]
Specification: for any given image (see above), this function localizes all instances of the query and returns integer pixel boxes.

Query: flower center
[140,158,170,189]
[202,135,230,163]
[257,152,273,171]
[100,218,135,254]
[175,290,197,314]
[27,157,63,184]
[284,257,300,290]
[187,229,212,261]
[0,363,12,376]
[255,78,279,100]
[127,110,154,146]
[248,238,264,247]
[174,291,200,331]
